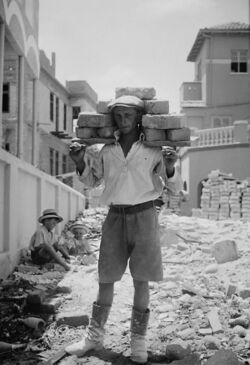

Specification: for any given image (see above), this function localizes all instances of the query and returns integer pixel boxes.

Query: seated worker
[29,209,71,271]
[69,220,96,264]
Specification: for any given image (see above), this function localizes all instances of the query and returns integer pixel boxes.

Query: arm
[69,142,104,188]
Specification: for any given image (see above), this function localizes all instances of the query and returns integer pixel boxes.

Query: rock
[239,287,250,299]
[212,240,238,264]
[165,344,192,360]
[204,263,218,274]
[204,349,240,364]
[202,335,220,349]
[206,307,223,334]
[232,325,247,337]
[229,315,250,328]
[170,354,201,365]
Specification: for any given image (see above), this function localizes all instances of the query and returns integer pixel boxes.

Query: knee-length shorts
[98,201,163,283]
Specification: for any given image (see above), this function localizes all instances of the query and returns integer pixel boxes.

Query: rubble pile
[193,170,250,221]
[0,209,250,364]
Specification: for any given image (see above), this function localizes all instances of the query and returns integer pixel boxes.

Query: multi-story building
[38,50,97,175]
[180,22,250,129]
[179,22,250,211]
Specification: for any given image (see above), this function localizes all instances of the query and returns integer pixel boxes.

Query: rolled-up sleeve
[78,147,104,188]
[156,155,183,195]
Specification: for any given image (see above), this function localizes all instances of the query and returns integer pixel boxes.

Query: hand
[162,147,178,165]
[162,147,178,178]
[69,140,86,164]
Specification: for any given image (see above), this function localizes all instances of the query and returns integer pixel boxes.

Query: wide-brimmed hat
[69,220,88,233]
[38,209,63,223]
[107,95,145,112]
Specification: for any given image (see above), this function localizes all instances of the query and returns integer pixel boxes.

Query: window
[231,50,248,73]
[62,154,67,174]
[63,104,67,130]
[50,92,54,121]
[56,97,59,131]
[72,106,81,119]
[55,151,59,175]
[211,116,232,128]
[50,148,54,175]
[2,83,10,113]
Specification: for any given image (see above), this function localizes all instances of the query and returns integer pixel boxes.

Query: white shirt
[79,141,182,206]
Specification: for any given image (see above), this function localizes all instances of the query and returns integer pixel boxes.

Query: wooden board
[143,140,191,147]
[74,138,116,145]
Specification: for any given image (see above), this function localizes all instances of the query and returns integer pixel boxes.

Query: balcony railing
[194,126,234,147]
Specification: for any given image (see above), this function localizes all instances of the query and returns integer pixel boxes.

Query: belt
[110,200,154,214]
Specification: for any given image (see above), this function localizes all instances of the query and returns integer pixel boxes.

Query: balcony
[180,82,206,107]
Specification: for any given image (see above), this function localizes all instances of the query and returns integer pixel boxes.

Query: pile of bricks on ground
[192,170,250,221]
[76,86,191,146]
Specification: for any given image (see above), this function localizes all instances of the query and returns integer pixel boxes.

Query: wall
[181,143,250,208]
[0,148,85,279]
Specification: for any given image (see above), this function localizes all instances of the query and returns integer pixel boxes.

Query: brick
[206,308,223,334]
[166,127,191,141]
[143,128,165,141]
[115,87,156,100]
[77,112,114,127]
[56,312,89,327]
[212,240,238,264]
[225,283,238,298]
[142,114,182,129]
[96,100,111,114]
[144,99,169,114]
[76,127,97,138]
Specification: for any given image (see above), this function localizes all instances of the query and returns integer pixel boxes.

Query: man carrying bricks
[66,95,182,363]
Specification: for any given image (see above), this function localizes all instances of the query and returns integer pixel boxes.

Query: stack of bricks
[75,87,190,146]
[192,170,250,221]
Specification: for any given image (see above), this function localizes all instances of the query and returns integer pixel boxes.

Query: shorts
[98,201,163,283]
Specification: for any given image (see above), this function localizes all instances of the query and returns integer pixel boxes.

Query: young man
[30,209,71,271]
[66,95,182,363]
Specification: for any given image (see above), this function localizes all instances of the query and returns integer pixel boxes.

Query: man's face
[72,228,85,240]
[113,107,139,134]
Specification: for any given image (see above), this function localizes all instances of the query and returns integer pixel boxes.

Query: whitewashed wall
[0,149,85,279]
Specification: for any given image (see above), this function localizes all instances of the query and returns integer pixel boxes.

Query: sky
[39,0,249,113]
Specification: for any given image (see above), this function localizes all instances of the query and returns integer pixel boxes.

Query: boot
[130,307,150,364]
[65,302,111,357]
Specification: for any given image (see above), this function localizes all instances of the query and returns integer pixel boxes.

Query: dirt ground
[1,210,250,364]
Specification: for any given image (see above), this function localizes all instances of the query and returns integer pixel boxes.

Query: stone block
[166,127,191,141]
[115,87,156,100]
[144,99,169,114]
[56,312,89,327]
[142,114,182,129]
[212,240,238,264]
[170,354,201,365]
[77,112,114,127]
[96,100,111,114]
[143,128,166,141]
